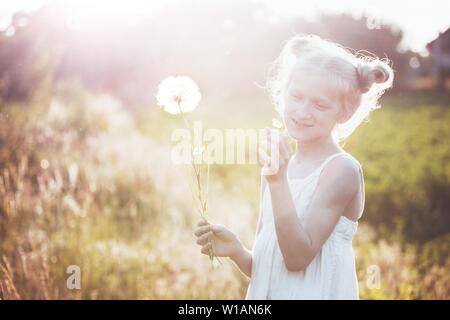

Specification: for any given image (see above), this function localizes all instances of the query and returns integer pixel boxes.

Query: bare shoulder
[317,154,361,201]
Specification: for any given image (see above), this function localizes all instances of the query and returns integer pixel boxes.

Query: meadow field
[0,83,449,299]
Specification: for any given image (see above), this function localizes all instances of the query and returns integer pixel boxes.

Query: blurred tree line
[0,0,418,107]
[0,0,449,299]
[1,0,448,245]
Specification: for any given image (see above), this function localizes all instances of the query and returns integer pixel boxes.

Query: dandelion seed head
[156,76,201,115]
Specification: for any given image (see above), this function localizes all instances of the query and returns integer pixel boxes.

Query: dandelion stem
[177,102,220,268]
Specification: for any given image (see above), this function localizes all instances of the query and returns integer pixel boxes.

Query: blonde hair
[265,34,394,143]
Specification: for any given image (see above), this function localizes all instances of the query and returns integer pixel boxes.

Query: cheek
[281,102,294,121]
[299,113,334,134]
[281,97,293,113]
[317,115,339,132]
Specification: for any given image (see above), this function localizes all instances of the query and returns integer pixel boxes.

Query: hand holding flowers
[156,76,222,268]
[258,125,293,185]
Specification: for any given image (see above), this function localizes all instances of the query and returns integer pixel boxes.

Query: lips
[291,118,313,127]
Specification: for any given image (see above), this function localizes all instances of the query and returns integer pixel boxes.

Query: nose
[293,102,313,121]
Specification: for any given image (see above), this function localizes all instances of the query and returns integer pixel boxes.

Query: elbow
[285,263,307,273]
[285,257,312,272]
[281,246,315,272]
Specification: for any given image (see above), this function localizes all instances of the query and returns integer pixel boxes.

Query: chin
[292,134,314,142]
[286,124,313,141]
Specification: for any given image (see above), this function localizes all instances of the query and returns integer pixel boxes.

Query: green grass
[0,87,449,299]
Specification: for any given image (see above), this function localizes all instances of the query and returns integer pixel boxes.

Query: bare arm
[229,245,252,278]
[269,157,360,272]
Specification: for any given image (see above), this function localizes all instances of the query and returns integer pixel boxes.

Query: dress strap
[315,152,350,177]
[317,152,365,221]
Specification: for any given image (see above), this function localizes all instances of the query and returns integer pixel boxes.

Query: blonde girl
[194,34,393,299]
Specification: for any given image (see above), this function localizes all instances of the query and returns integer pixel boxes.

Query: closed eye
[289,91,329,109]
[292,93,303,101]
[314,101,328,109]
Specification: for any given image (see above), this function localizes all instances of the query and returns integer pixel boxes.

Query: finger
[269,131,282,149]
[261,128,280,152]
[194,225,211,237]
[259,130,270,150]
[267,129,280,151]
[210,224,225,235]
[281,135,292,155]
[279,137,290,161]
[276,133,291,159]
[259,146,280,168]
[201,242,213,255]
[267,140,280,164]
[196,231,213,245]
[258,147,271,166]
[197,219,208,227]
[259,137,269,150]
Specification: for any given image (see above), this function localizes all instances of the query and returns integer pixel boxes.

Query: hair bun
[357,62,391,93]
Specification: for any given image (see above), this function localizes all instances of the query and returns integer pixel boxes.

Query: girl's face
[282,70,344,142]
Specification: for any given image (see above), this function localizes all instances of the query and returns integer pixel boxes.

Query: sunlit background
[0,0,449,299]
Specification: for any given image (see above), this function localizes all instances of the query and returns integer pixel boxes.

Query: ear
[336,103,357,124]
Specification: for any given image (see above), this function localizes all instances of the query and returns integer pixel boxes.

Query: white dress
[245,152,362,300]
